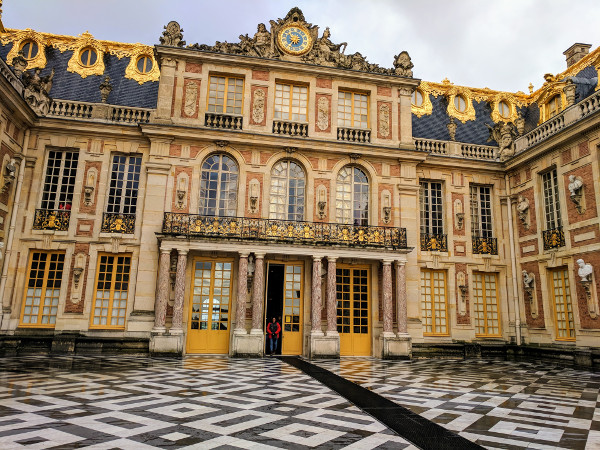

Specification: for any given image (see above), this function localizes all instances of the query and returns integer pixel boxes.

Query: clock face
[279,25,312,55]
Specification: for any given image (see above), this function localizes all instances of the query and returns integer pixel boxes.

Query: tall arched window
[199,154,238,217]
[269,160,305,221]
[336,166,369,226]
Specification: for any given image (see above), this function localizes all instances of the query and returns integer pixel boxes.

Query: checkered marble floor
[0,356,413,449]
[312,358,600,449]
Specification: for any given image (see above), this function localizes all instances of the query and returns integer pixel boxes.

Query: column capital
[239,251,250,258]
[253,252,266,259]
[159,247,171,254]
[382,259,394,266]
[395,260,407,266]
[177,249,189,256]
[313,255,323,262]
[327,256,337,262]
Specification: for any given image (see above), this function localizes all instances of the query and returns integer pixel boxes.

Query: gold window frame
[89,253,132,330]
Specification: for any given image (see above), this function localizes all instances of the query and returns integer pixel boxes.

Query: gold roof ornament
[4,29,47,70]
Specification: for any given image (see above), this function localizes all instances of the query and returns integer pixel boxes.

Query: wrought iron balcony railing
[101,212,136,234]
[420,233,448,252]
[272,120,308,137]
[337,127,371,143]
[162,213,408,249]
[205,113,243,130]
[472,236,498,255]
[33,209,71,231]
[543,226,565,250]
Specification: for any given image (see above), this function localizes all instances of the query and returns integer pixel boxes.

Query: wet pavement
[0,356,597,449]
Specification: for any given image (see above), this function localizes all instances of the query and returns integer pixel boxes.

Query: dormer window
[412,89,424,107]
[454,95,467,112]
[548,95,561,118]
[79,47,98,67]
[498,101,510,119]
[136,55,153,74]
[19,40,39,60]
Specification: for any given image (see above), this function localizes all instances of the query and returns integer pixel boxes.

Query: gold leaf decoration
[4,28,46,70]
[124,44,160,84]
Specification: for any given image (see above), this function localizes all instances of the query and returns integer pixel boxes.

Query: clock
[278,24,312,56]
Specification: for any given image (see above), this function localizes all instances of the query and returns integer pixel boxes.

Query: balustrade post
[326,256,337,334]
[170,249,188,334]
[311,256,323,335]
[250,253,265,332]
[153,248,171,333]
[235,252,249,332]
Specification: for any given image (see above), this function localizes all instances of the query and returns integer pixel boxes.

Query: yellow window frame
[338,90,370,129]
[19,250,66,328]
[420,269,449,336]
[89,252,132,330]
[472,272,502,338]
[207,75,245,115]
[550,268,576,341]
[274,83,308,122]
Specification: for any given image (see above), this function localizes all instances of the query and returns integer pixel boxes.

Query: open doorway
[265,263,284,355]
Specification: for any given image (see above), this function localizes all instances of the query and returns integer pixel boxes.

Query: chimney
[563,43,592,68]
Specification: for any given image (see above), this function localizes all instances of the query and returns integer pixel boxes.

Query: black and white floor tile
[0,356,414,449]
[312,358,600,449]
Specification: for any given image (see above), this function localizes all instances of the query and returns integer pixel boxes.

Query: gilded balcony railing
[162,214,408,249]
[33,209,71,231]
[543,227,565,250]
[472,236,498,255]
[101,212,136,234]
[420,233,448,252]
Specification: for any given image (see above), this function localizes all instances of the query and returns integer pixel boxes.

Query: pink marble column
[395,260,408,334]
[170,249,188,333]
[326,256,337,333]
[382,260,393,334]
[153,248,171,332]
[251,253,265,331]
[235,252,249,331]
[311,256,323,334]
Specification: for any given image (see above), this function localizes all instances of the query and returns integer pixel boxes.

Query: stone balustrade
[337,127,371,143]
[0,57,24,95]
[461,143,497,160]
[414,138,448,154]
[272,120,308,137]
[110,106,152,124]
[205,113,243,130]
[49,100,94,119]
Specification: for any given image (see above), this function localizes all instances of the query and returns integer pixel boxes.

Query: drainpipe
[0,129,29,329]
[505,174,521,345]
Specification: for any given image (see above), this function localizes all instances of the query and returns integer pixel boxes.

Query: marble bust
[577,259,593,282]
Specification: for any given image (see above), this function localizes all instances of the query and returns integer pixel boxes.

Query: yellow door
[337,266,371,356]
[186,259,233,354]
[282,263,303,355]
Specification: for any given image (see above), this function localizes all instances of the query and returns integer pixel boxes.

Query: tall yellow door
[282,263,303,355]
[186,259,233,354]
[337,266,371,356]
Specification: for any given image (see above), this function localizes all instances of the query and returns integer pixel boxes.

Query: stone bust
[568,175,583,197]
[522,270,534,289]
[577,259,593,282]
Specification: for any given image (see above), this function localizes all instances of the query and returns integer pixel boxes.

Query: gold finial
[441,77,452,85]
[528,83,534,94]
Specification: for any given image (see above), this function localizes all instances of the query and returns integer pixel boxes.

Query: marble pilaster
[152,248,171,333]
[170,249,188,334]
[326,256,337,334]
[395,260,408,335]
[382,260,393,334]
[311,256,323,335]
[251,253,265,332]
[235,252,249,331]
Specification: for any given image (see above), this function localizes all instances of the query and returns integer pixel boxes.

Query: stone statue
[11,49,27,77]
[487,121,516,162]
[393,51,413,77]
[564,78,576,106]
[577,259,593,282]
[22,67,55,116]
[568,175,583,197]
[315,27,347,65]
[447,117,457,141]
[516,195,529,226]
[160,21,185,47]
[522,270,534,289]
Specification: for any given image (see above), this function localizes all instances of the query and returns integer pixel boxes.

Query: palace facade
[0,8,599,366]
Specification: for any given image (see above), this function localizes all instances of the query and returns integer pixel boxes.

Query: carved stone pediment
[186,8,413,77]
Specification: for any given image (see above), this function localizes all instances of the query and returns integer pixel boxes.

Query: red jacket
[267,321,281,338]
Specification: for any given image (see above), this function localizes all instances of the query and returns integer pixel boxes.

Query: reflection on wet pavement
[312,358,600,449]
[0,356,412,449]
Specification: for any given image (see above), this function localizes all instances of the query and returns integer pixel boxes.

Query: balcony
[472,236,498,255]
[33,209,71,231]
[420,233,448,252]
[101,213,136,234]
[272,120,308,137]
[543,227,565,250]
[205,113,243,130]
[337,127,371,143]
[162,213,407,249]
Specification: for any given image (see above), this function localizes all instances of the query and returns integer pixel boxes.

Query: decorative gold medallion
[278,24,312,55]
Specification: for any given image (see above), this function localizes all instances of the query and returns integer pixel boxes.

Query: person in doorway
[266,317,281,356]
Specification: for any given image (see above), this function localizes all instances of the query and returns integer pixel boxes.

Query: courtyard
[0,356,597,449]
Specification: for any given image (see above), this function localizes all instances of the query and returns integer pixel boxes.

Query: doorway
[265,262,304,355]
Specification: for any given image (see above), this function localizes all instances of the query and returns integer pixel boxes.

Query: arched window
[269,160,305,221]
[199,154,238,217]
[336,166,369,226]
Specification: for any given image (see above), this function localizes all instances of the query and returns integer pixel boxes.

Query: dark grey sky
[5,0,599,92]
